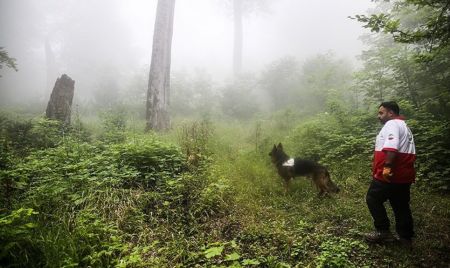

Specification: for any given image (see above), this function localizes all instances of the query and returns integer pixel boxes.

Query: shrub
[408,112,450,191]
[1,135,191,266]
[99,108,127,143]
[287,112,374,182]
[0,208,41,267]
[177,120,214,169]
[0,113,85,156]
[116,137,185,189]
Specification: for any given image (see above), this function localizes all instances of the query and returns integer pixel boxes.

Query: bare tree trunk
[233,0,243,78]
[146,0,176,132]
[46,74,75,125]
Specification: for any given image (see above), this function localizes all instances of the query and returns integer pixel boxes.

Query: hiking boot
[364,231,395,243]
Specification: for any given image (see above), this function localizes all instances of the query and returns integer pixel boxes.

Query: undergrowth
[0,110,449,267]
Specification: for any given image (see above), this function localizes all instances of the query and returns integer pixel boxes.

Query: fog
[0,0,374,108]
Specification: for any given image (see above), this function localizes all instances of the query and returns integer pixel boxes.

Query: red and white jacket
[373,117,416,183]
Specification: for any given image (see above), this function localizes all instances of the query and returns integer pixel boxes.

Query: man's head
[378,101,400,124]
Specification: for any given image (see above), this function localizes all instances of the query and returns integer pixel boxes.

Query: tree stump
[45,74,75,124]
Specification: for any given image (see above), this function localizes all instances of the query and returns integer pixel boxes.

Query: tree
[352,0,450,57]
[220,75,260,119]
[226,0,269,79]
[170,70,219,117]
[259,57,300,111]
[0,47,18,77]
[146,0,176,131]
[355,35,408,104]
[299,53,353,114]
[353,0,450,118]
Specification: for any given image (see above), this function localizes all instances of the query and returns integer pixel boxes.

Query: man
[365,101,416,247]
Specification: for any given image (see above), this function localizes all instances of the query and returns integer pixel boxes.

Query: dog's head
[269,143,285,164]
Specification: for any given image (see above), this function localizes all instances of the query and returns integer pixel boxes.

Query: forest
[1,0,449,267]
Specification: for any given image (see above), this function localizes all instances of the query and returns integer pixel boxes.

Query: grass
[2,115,449,267]
[203,121,450,267]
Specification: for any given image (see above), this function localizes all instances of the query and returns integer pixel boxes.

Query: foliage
[353,0,450,119]
[220,76,260,120]
[259,57,300,112]
[0,115,72,208]
[352,0,450,54]
[299,53,353,114]
[1,1,450,265]
[171,71,220,118]
[355,33,450,118]
[99,107,127,143]
[0,117,238,266]
[0,111,449,267]
[287,100,375,181]
[258,53,353,115]
[0,208,40,267]
[316,237,369,268]
[116,137,185,188]
[0,47,18,76]
[355,35,412,104]
[407,106,450,191]
[0,113,85,156]
[177,119,214,169]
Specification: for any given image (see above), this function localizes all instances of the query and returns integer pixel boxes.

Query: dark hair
[379,101,400,115]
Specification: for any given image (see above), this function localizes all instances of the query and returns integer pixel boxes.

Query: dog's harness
[282,158,295,167]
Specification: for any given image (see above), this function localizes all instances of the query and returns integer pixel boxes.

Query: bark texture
[46,74,75,124]
[146,0,176,131]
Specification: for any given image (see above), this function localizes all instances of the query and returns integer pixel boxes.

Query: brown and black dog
[269,143,340,196]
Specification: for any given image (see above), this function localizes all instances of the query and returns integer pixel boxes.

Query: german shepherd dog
[269,143,340,196]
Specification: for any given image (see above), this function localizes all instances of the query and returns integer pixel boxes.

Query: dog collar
[282,158,295,167]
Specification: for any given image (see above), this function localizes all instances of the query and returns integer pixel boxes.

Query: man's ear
[387,108,396,118]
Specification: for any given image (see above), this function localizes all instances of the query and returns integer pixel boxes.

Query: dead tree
[45,74,75,125]
[146,0,176,131]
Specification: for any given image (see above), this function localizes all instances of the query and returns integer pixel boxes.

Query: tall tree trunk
[233,0,243,79]
[146,0,176,131]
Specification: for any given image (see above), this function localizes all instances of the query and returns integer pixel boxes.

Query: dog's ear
[272,144,277,149]
[270,145,276,155]
[277,143,283,149]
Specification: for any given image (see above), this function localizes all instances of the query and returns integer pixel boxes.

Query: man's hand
[382,167,393,182]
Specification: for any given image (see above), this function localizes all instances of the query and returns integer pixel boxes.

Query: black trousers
[366,180,414,239]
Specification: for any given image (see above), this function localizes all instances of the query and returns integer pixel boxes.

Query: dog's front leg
[317,189,327,197]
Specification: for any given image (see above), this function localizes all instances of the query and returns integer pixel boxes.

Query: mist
[2,2,450,266]
[0,0,374,112]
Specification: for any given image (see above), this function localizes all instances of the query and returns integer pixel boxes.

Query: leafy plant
[99,108,127,143]
[116,137,185,188]
[177,119,214,169]
[0,208,40,267]
[316,237,369,268]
